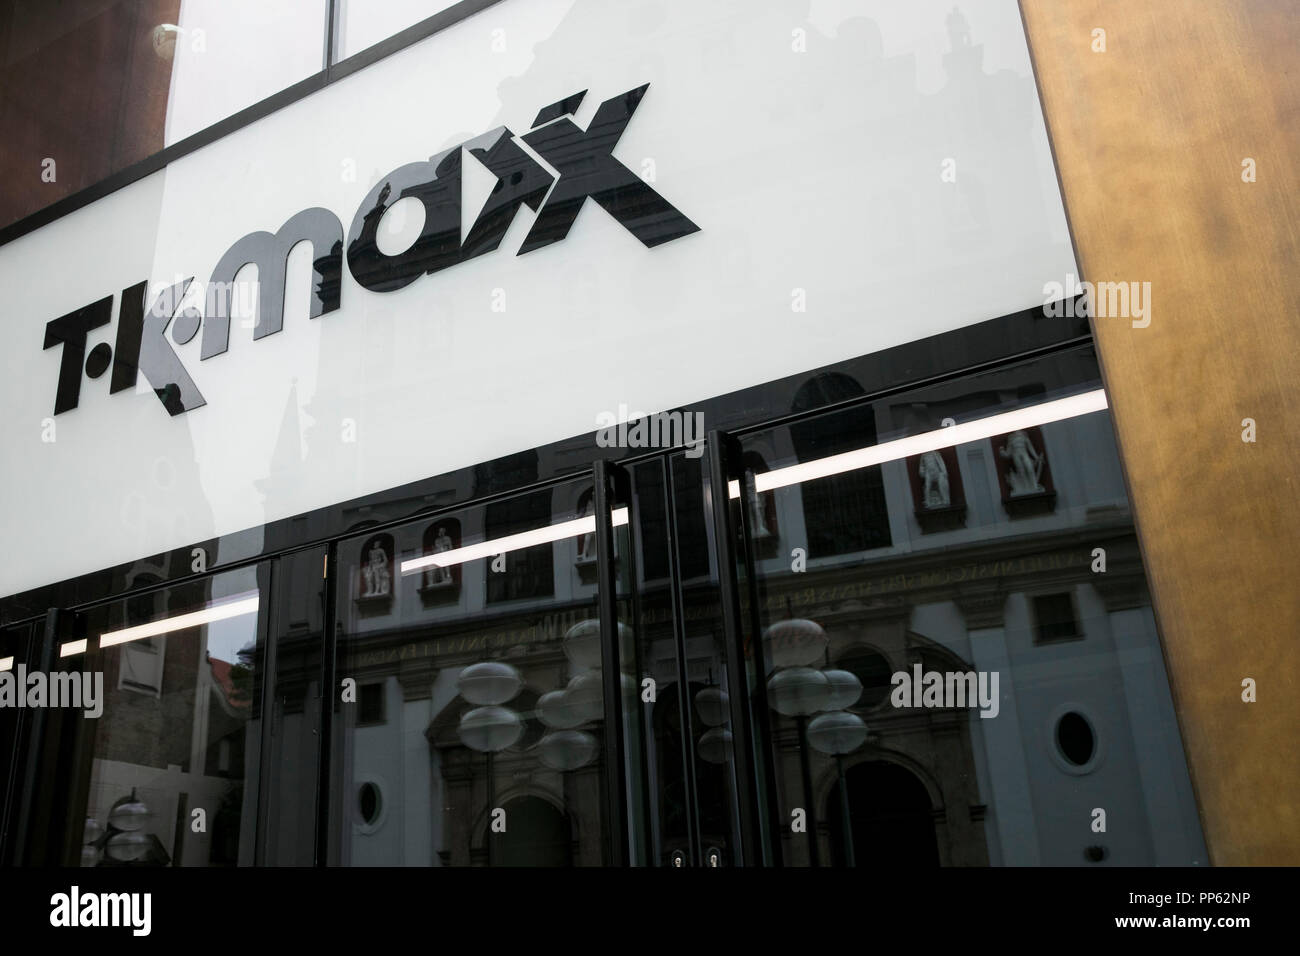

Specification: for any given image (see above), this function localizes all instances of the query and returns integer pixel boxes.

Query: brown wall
[1020,0,1300,864]
[0,0,179,228]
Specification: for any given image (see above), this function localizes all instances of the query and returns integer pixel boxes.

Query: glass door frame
[599,444,774,867]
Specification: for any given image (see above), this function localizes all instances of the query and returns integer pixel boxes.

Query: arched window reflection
[790,374,891,556]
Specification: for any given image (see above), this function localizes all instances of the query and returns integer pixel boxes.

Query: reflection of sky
[200,567,259,665]
[809,0,1033,94]
[203,608,258,665]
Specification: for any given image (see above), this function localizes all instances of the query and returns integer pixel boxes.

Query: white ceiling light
[99,592,260,649]
[729,388,1108,498]
[401,506,629,575]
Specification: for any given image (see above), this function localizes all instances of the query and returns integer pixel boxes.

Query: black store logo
[42,84,699,417]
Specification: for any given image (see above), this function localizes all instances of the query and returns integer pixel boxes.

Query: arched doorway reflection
[827,760,940,867]
[496,796,573,867]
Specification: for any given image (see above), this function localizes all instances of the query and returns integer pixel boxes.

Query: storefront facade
[0,0,1221,867]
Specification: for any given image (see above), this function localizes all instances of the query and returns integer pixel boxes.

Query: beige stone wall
[1020,0,1300,864]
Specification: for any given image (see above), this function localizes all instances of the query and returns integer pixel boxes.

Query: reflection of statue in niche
[918,451,951,509]
[746,472,772,537]
[362,542,391,598]
[946,6,971,49]
[578,495,596,561]
[999,431,1045,496]
[426,527,454,587]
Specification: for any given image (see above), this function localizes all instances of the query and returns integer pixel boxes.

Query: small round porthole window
[358,781,383,828]
[1056,711,1096,767]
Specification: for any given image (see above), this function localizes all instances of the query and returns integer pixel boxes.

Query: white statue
[427,527,454,586]
[918,450,950,509]
[999,430,1045,496]
[363,542,390,597]
[746,472,772,537]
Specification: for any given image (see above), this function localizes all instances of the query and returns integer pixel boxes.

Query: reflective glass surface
[615,454,742,866]
[0,0,329,229]
[726,355,1205,865]
[328,477,615,865]
[334,0,462,61]
[38,566,265,866]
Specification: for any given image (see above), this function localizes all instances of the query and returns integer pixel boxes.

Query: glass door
[610,452,746,867]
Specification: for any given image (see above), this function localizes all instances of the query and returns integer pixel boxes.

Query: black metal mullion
[612,461,653,866]
[315,542,340,866]
[10,609,59,864]
[705,430,764,866]
[664,458,703,866]
[729,439,784,866]
[0,622,30,865]
[593,459,629,866]
[252,559,277,865]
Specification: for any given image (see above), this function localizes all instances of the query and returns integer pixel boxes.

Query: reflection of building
[80,574,259,868]
[335,473,615,867]
[317,366,1202,868]
[9,0,1269,873]
[729,374,1201,866]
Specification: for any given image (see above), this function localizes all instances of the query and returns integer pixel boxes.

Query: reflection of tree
[229,641,256,708]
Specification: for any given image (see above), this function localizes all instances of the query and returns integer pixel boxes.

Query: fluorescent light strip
[60,640,88,658]
[0,656,12,672]
[402,506,629,575]
[99,592,260,649]
[729,389,1109,498]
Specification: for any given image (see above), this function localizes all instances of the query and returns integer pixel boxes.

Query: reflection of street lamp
[537,729,598,771]
[761,613,871,868]
[457,662,523,867]
[81,818,103,867]
[458,661,523,706]
[536,689,585,729]
[88,789,169,866]
[807,708,867,867]
[767,666,831,866]
[762,618,829,670]
[822,668,863,710]
[694,673,733,765]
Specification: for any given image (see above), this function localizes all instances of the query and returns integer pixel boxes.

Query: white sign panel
[0,0,1075,598]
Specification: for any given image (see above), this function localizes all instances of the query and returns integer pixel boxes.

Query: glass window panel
[163,0,329,145]
[0,0,328,229]
[735,348,1206,866]
[329,478,614,866]
[260,546,328,866]
[333,0,462,61]
[53,565,265,867]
